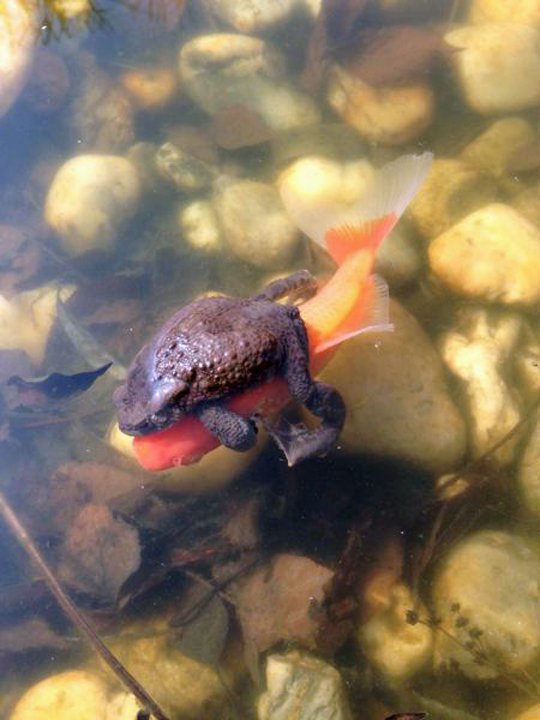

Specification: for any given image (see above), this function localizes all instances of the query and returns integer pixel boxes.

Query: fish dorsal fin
[313,273,392,354]
[280,152,433,265]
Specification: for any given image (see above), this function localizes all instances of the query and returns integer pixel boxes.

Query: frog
[113,270,346,466]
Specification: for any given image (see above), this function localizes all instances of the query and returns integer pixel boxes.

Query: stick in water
[0,489,169,720]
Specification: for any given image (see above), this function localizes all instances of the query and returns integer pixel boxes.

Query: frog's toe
[196,403,257,452]
[262,416,339,466]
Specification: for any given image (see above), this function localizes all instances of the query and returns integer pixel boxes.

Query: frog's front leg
[195,402,258,452]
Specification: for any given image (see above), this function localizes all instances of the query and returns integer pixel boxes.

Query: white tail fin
[280,152,433,252]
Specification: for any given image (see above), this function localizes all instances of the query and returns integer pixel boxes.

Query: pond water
[2,0,540,718]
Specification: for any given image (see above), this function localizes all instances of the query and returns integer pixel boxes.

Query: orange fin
[280,152,433,264]
[325,215,396,266]
[314,273,392,354]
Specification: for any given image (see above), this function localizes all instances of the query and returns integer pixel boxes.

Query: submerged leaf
[7,362,112,401]
[171,581,229,666]
[302,0,369,91]
[345,26,453,86]
[233,554,334,653]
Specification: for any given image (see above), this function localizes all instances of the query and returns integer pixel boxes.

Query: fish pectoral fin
[314,273,393,354]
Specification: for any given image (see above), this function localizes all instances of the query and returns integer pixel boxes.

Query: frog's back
[149,295,291,407]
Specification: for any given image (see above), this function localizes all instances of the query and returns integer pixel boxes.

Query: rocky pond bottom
[2,0,540,718]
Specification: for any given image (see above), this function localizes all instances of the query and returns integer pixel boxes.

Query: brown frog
[113,270,345,465]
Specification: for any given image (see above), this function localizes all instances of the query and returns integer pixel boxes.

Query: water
[1,1,540,718]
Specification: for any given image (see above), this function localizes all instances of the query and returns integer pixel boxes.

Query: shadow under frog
[113,270,346,466]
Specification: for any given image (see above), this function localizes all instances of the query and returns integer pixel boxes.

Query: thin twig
[0,490,170,720]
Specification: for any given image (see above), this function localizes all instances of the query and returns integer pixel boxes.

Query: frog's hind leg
[253,269,317,304]
[267,332,346,466]
[195,402,258,452]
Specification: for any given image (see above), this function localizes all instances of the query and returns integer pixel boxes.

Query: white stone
[178,200,224,254]
[446,24,540,114]
[205,0,298,33]
[277,155,374,206]
[179,34,320,132]
[408,158,497,239]
[359,583,433,682]
[0,284,74,365]
[327,66,434,146]
[439,306,523,464]
[213,179,300,270]
[44,154,141,256]
[10,670,108,720]
[0,0,38,118]
[432,530,540,679]
[110,619,236,719]
[459,117,537,177]
[258,651,352,720]
[316,300,467,473]
[518,410,540,517]
[429,204,540,306]
[513,703,540,720]
[469,0,540,27]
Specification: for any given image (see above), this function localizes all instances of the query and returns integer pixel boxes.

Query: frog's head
[113,345,190,436]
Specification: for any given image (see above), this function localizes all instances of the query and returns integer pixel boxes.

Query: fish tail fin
[280,152,433,266]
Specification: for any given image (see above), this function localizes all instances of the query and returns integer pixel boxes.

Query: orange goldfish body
[132,153,433,470]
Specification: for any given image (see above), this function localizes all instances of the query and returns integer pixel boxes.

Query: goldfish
[125,152,433,470]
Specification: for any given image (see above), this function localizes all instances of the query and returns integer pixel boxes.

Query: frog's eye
[148,379,188,414]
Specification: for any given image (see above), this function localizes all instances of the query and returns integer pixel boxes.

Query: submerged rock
[0,0,38,118]
[432,530,540,679]
[179,34,320,132]
[317,300,467,473]
[156,142,217,192]
[429,204,540,306]
[213,178,300,270]
[359,583,433,682]
[44,154,141,256]
[518,409,540,518]
[327,67,434,146]
[0,284,74,365]
[205,0,300,33]
[408,158,497,239]
[439,306,523,464]
[258,651,353,720]
[469,0,540,26]
[459,116,538,179]
[10,670,109,720]
[446,24,540,114]
[178,199,224,255]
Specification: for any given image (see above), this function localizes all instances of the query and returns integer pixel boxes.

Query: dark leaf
[386,714,427,720]
[8,362,112,401]
[302,0,370,91]
[171,581,229,666]
[345,26,454,86]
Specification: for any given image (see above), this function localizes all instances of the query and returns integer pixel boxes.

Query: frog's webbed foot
[275,379,346,466]
[262,413,340,467]
[195,403,257,452]
[253,269,317,304]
